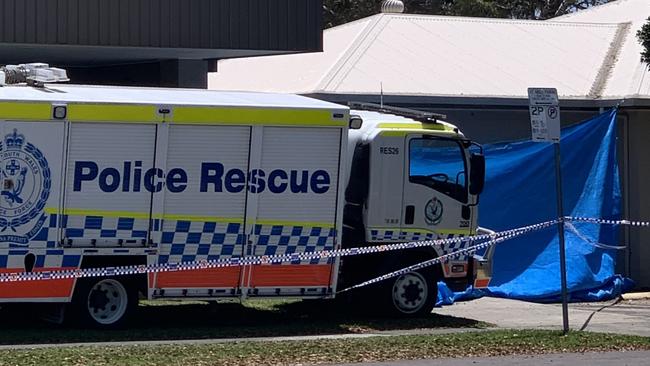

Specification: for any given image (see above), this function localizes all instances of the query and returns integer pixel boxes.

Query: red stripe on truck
[0,268,75,299]
[155,267,241,288]
[250,264,332,287]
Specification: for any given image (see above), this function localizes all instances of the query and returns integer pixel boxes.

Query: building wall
[0,0,322,53]
[623,109,650,289]
[414,107,599,143]
[0,0,324,88]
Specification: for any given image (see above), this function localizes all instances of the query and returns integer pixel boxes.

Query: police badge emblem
[424,197,443,226]
[0,129,51,244]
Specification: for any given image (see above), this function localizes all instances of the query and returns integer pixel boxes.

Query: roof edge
[327,12,625,28]
[551,0,631,21]
[588,22,633,98]
[316,14,388,91]
[306,92,635,109]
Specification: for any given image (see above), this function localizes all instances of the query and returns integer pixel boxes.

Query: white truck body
[0,85,348,303]
[0,83,488,325]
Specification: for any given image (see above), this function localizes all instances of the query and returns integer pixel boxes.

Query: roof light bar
[348,101,446,123]
[0,63,69,87]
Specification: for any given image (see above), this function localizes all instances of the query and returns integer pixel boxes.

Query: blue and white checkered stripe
[27,213,59,248]
[0,249,81,270]
[5,216,644,285]
[1,213,152,270]
[369,229,470,259]
[370,230,436,242]
[29,214,161,246]
[3,214,81,269]
[63,215,157,242]
[158,222,336,265]
[0,219,561,283]
[159,220,245,264]
[254,225,336,265]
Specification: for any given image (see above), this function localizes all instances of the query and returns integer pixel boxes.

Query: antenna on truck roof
[0,63,69,87]
[348,102,446,123]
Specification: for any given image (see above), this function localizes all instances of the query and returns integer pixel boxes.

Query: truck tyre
[381,269,438,317]
[70,277,137,328]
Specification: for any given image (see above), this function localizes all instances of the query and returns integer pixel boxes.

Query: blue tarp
[435,108,632,305]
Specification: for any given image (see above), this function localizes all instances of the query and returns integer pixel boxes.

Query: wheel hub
[392,272,429,314]
[86,279,129,325]
[88,287,110,311]
[402,280,424,305]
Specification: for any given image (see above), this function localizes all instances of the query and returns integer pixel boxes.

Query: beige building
[209,0,650,288]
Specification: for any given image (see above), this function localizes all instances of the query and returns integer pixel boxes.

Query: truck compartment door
[246,127,341,296]
[63,123,157,247]
[154,125,251,294]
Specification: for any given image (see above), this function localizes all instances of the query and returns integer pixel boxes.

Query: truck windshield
[409,138,467,202]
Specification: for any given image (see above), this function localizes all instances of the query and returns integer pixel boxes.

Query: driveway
[436,297,650,337]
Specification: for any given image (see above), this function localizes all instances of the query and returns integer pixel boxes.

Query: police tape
[0,219,560,283]
[1,217,647,284]
[337,217,650,293]
[338,231,519,294]
[564,217,650,227]
[565,222,627,250]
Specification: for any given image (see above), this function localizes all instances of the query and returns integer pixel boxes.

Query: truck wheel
[384,270,437,317]
[71,277,137,328]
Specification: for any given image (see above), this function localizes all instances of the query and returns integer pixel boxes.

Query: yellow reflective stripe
[378,122,448,130]
[380,129,458,137]
[44,208,244,223]
[67,104,160,123]
[172,106,346,127]
[45,208,334,228]
[160,214,243,224]
[1,102,347,126]
[0,102,51,120]
[255,220,335,229]
[378,122,424,129]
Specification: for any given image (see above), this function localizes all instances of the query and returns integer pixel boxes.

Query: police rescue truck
[0,64,490,327]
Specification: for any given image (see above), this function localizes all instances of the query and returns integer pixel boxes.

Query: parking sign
[528,88,561,143]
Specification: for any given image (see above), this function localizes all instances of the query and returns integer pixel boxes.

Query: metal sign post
[528,87,569,335]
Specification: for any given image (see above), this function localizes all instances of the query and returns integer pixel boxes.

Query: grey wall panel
[3,0,15,42]
[625,110,650,289]
[0,0,322,52]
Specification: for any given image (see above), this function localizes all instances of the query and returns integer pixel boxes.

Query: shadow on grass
[0,298,487,345]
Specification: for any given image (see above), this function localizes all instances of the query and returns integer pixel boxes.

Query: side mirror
[469,153,485,195]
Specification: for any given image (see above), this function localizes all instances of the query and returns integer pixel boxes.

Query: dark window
[409,138,467,202]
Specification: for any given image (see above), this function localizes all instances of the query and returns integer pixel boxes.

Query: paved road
[436,297,650,337]
[337,351,650,366]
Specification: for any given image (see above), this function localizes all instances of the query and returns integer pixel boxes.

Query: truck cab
[340,103,488,316]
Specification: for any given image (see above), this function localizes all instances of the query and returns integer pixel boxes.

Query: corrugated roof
[208,0,650,101]
[555,0,650,98]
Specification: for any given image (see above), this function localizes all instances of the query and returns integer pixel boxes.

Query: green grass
[2,330,650,366]
[0,298,487,345]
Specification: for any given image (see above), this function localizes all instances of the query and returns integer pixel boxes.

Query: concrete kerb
[622,292,650,300]
[0,327,495,350]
